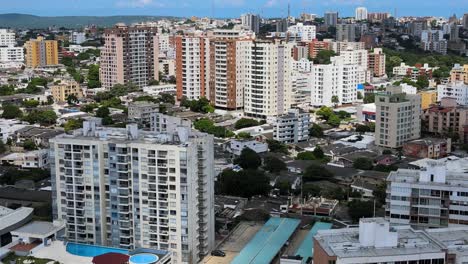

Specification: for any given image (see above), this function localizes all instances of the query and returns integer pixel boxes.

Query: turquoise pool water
[66,242,129,257]
[129,253,159,264]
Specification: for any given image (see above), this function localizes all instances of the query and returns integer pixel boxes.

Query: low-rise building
[0,119,28,143]
[313,218,447,264]
[227,139,268,156]
[272,108,310,144]
[0,149,49,168]
[50,80,83,103]
[438,81,468,106]
[142,84,176,95]
[127,101,159,126]
[450,63,468,84]
[403,138,451,159]
[423,97,468,143]
[419,90,437,110]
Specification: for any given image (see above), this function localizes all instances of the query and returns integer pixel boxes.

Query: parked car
[211,250,226,257]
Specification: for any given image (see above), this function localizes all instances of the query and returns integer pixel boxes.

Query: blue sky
[1,0,466,18]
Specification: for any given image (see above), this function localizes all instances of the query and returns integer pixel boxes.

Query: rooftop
[11,221,65,238]
[315,225,444,259]
[0,207,34,233]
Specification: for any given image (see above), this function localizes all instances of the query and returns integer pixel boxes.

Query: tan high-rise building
[24,36,58,68]
[50,80,83,103]
[100,24,159,89]
[368,48,386,77]
[375,86,421,148]
[175,36,210,101]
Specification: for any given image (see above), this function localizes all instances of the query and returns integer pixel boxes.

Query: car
[211,250,226,257]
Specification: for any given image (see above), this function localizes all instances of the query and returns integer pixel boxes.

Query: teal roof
[232,217,300,264]
[295,222,333,262]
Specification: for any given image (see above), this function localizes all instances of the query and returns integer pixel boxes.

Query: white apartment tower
[175,36,210,101]
[241,14,260,34]
[287,23,316,42]
[50,119,215,263]
[0,29,24,67]
[310,56,365,107]
[355,7,368,21]
[240,40,294,118]
[0,29,16,47]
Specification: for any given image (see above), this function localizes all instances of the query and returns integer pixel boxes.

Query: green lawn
[2,253,57,264]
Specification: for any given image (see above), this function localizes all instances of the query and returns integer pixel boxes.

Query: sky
[1,0,467,18]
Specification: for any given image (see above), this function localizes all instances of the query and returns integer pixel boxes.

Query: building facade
[336,24,356,42]
[437,81,468,106]
[175,36,210,100]
[100,25,159,89]
[355,7,368,21]
[287,23,316,42]
[24,36,59,68]
[272,108,310,144]
[240,14,260,34]
[324,12,338,27]
[386,161,468,228]
[368,48,386,77]
[375,86,421,148]
[50,80,83,103]
[50,119,215,263]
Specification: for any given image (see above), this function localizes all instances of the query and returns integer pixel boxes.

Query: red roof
[92,253,129,264]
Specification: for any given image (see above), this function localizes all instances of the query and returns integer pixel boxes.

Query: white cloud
[264,0,278,8]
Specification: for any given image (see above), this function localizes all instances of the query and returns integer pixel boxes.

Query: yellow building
[24,36,59,68]
[51,80,83,103]
[418,90,437,110]
[450,64,468,84]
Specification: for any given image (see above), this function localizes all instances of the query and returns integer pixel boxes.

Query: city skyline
[1,0,467,18]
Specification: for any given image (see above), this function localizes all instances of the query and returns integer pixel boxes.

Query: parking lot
[201,221,263,264]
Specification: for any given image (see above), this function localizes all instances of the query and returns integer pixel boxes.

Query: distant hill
[0,13,180,29]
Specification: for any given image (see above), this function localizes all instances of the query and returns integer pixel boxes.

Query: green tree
[331,95,339,107]
[353,157,374,170]
[23,139,37,150]
[263,155,286,174]
[313,50,336,64]
[64,118,83,132]
[0,85,16,96]
[66,94,79,105]
[357,91,363,99]
[355,124,371,133]
[159,93,175,104]
[416,75,429,89]
[373,182,387,205]
[327,114,341,127]
[96,106,110,118]
[363,93,375,103]
[348,200,374,222]
[87,64,101,88]
[296,151,316,160]
[309,123,324,137]
[303,164,334,182]
[148,79,160,85]
[22,99,40,108]
[313,146,325,159]
[234,148,262,170]
[275,180,291,196]
[1,104,23,119]
[235,118,260,129]
[23,110,57,126]
[266,139,288,154]
[80,103,98,113]
[216,169,271,198]
[237,132,252,139]
[0,140,7,154]
[316,106,334,121]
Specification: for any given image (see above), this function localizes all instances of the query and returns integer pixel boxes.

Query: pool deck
[31,241,93,264]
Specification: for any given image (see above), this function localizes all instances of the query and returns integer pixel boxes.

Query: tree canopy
[2,104,23,119]
[234,118,260,129]
[303,164,334,182]
[216,169,271,198]
[234,147,262,170]
[263,155,287,174]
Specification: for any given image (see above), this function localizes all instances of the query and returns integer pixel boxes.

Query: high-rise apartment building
[324,12,338,27]
[24,36,58,67]
[367,12,390,22]
[386,160,468,228]
[310,56,366,107]
[421,30,447,54]
[0,29,16,47]
[100,24,159,89]
[368,48,386,77]
[241,14,260,34]
[450,64,468,84]
[208,38,243,110]
[71,32,86,44]
[175,36,210,101]
[375,86,421,148]
[287,23,316,42]
[355,7,368,21]
[336,24,356,42]
[240,40,294,118]
[437,81,468,106]
[462,13,468,29]
[50,118,215,263]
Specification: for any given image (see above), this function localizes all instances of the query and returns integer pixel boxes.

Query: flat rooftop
[295,222,332,261]
[11,221,64,238]
[232,217,300,264]
[315,226,444,259]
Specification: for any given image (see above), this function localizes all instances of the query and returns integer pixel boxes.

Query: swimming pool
[66,242,129,257]
[129,253,159,264]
